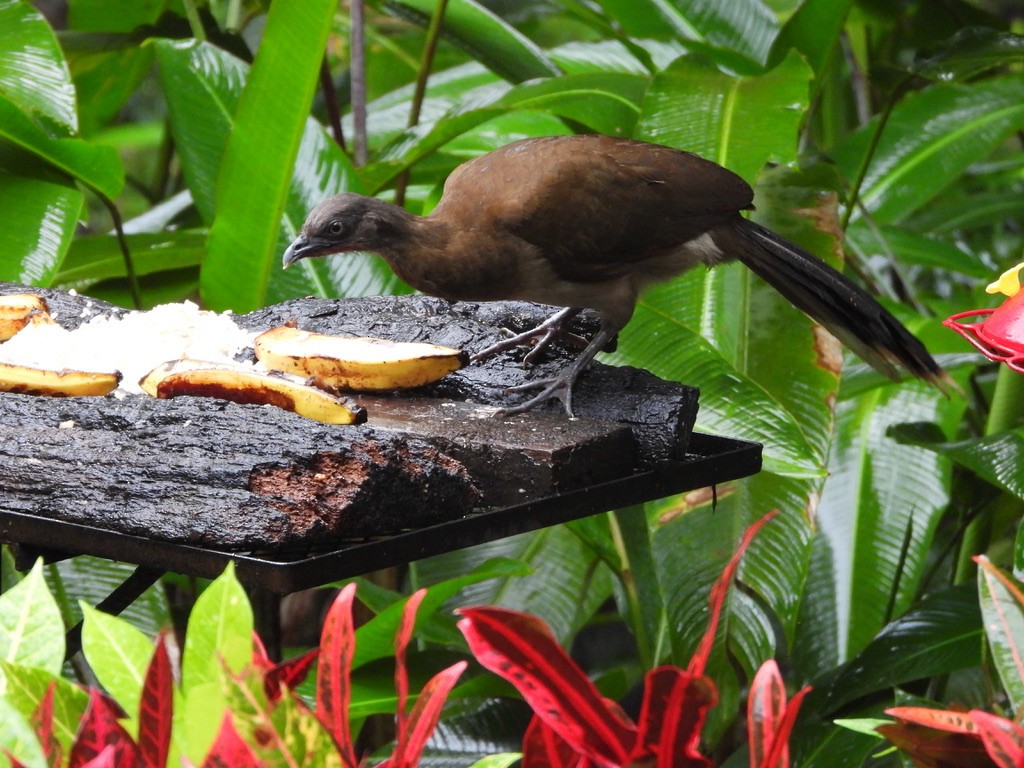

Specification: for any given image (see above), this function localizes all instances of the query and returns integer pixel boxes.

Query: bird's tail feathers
[731,218,953,393]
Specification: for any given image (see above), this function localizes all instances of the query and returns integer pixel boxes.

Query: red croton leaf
[747,660,810,768]
[383,661,468,768]
[393,589,428,754]
[970,711,1024,768]
[522,714,591,768]
[201,713,264,768]
[630,666,717,768]
[315,582,359,768]
[880,707,995,768]
[689,511,778,676]
[68,689,140,768]
[30,680,63,768]
[264,647,319,703]
[457,606,638,768]
[138,633,174,768]
[78,746,118,768]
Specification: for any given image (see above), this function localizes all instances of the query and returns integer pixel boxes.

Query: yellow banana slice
[0,361,120,397]
[139,359,366,425]
[0,294,52,341]
[254,326,468,391]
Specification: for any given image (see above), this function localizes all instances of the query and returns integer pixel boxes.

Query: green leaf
[156,40,379,308]
[606,298,824,477]
[636,50,811,181]
[0,661,89,758]
[976,557,1024,712]
[181,563,253,694]
[845,222,992,279]
[817,585,982,713]
[381,0,560,82]
[793,381,965,675]
[69,45,155,136]
[0,698,46,768]
[203,0,337,312]
[0,561,64,678]
[913,28,1024,82]
[0,0,77,133]
[889,427,1024,502]
[349,558,529,668]
[833,75,1024,224]
[80,603,155,726]
[68,0,167,32]
[770,0,853,72]
[154,39,246,225]
[466,754,522,768]
[671,0,780,67]
[364,71,648,192]
[55,230,206,290]
[0,92,123,198]
[0,158,82,285]
[416,526,614,645]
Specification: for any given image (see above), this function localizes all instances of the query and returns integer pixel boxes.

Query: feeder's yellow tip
[986,262,1024,297]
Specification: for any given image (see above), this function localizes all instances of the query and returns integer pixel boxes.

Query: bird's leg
[471,307,584,365]
[497,325,616,418]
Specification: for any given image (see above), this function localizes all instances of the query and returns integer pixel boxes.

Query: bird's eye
[327,220,344,236]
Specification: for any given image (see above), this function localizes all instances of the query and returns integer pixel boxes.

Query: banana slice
[139,359,366,425]
[0,294,52,341]
[0,362,120,397]
[254,326,468,391]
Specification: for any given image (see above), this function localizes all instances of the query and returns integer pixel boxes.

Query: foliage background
[2,0,1024,765]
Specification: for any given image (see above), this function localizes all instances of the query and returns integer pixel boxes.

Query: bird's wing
[434,135,754,284]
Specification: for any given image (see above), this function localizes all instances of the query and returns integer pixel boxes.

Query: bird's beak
[282,237,316,269]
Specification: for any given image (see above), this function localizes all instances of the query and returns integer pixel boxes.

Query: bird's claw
[496,376,575,418]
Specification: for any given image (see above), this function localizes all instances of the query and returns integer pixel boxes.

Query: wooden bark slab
[0,283,699,551]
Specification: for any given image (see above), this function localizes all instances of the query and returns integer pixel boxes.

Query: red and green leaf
[748,660,810,768]
[689,511,779,676]
[68,689,140,768]
[316,582,358,768]
[970,710,1024,768]
[138,634,174,768]
[975,557,1024,712]
[631,667,716,768]
[879,707,994,768]
[201,714,263,768]
[457,606,637,768]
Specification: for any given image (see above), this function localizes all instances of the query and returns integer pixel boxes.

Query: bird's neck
[374,206,454,292]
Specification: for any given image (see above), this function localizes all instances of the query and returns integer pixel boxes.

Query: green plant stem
[96,192,142,309]
[840,94,896,233]
[182,0,206,41]
[955,366,1024,582]
[393,0,449,208]
[350,0,368,165]
[225,0,242,32]
[606,510,653,669]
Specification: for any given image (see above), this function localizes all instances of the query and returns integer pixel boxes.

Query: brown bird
[283,134,948,415]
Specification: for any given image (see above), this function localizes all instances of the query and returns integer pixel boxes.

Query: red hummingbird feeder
[944,263,1024,373]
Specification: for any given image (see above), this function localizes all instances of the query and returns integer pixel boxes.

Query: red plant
[458,510,809,768]
[11,585,465,768]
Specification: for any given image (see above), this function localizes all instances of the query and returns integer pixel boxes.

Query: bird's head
[282,193,409,268]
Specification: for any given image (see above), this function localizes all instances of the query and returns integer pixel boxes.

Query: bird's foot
[471,307,583,365]
[497,375,576,418]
